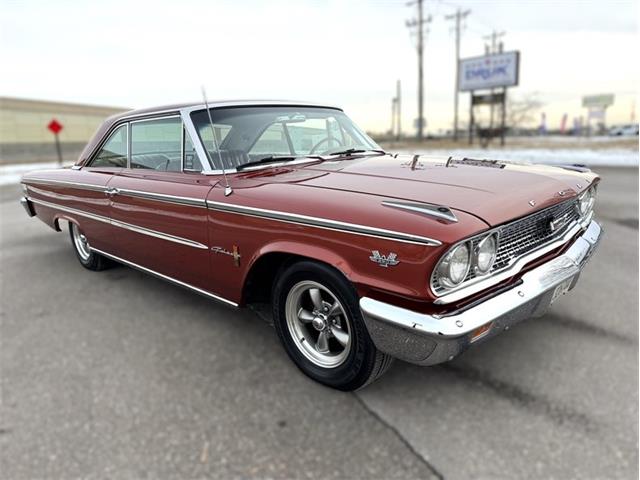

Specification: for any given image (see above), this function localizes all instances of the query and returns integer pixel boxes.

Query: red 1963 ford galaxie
[20,101,602,390]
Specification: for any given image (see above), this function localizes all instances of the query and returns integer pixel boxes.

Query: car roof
[109,100,342,122]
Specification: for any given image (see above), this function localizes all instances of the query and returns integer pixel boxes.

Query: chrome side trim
[115,188,207,208]
[27,197,207,249]
[207,201,442,246]
[433,220,585,304]
[382,200,458,223]
[90,247,238,307]
[110,219,208,249]
[23,179,207,208]
[22,178,106,192]
[29,197,110,224]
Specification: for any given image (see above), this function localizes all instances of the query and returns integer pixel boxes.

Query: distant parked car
[20,100,603,390]
[608,124,639,136]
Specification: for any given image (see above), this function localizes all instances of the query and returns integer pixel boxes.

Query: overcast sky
[1,0,638,133]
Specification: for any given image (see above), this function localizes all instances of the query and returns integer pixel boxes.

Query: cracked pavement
[1,167,637,479]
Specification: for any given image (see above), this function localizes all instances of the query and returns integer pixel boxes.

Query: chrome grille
[433,199,580,293]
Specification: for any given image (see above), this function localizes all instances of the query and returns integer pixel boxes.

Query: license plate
[551,278,573,304]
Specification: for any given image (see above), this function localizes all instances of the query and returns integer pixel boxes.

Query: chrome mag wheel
[71,223,91,261]
[285,280,352,368]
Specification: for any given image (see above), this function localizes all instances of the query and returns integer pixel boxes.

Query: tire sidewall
[69,223,103,270]
[272,261,377,391]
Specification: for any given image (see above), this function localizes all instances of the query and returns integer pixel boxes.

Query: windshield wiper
[326,148,387,157]
[236,155,322,171]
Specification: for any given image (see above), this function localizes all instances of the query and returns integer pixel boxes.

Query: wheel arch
[54,214,80,232]
[241,242,356,306]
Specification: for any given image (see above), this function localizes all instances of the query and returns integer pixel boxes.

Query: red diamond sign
[47,119,63,135]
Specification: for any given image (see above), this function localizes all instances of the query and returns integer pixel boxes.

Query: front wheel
[272,261,392,391]
[69,223,111,271]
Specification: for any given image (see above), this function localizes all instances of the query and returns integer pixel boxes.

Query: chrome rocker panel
[359,219,603,366]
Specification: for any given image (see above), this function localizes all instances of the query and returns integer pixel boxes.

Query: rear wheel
[272,260,392,391]
[69,223,111,271]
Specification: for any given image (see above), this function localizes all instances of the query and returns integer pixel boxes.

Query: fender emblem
[369,250,400,268]
[548,212,572,232]
[211,245,241,267]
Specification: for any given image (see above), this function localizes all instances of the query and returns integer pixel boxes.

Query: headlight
[437,242,471,288]
[578,185,597,217]
[475,234,498,274]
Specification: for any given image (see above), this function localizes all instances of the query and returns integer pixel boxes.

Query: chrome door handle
[106,187,120,196]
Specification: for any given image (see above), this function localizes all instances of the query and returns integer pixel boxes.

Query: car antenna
[201,86,232,196]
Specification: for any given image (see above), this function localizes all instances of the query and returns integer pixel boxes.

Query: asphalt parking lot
[1,167,638,479]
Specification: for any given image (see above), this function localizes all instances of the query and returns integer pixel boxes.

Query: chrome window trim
[90,247,238,307]
[207,200,442,246]
[181,125,185,172]
[433,219,588,305]
[27,197,207,249]
[180,109,214,173]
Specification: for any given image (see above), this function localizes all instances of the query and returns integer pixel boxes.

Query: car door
[107,115,216,292]
[55,123,128,252]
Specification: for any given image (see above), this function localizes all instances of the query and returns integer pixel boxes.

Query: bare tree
[507,93,544,130]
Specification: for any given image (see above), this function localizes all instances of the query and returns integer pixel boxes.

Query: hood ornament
[369,251,399,268]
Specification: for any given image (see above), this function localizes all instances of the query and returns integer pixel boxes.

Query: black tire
[68,223,111,271]
[272,260,393,391]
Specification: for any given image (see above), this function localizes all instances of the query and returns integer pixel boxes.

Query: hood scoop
[382,200,458,223]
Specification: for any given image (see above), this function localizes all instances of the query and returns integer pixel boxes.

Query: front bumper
[360,219,603,366]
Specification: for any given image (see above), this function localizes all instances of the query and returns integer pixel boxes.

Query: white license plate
[551,278,573,304]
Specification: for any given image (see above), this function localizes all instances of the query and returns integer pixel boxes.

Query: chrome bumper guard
[20,196,36,217]
[360,220,603,366]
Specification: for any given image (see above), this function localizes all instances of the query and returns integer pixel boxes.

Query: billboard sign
[582,94,614,108]
[459,51,520,92]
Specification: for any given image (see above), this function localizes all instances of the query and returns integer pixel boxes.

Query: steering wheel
[309,136,344,154]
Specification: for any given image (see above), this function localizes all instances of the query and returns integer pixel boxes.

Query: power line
[444,7,471,141]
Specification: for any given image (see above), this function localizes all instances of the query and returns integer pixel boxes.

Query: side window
[130,117,182,171]
[183,128,203,171]
[90,125,127,167]
[249,123,291,155]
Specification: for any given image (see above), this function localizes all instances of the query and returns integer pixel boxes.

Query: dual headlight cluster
[435,233,498,289]
[577,184,597,219]
[434,183,598,292]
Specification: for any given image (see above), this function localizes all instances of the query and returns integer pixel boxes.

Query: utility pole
[396,79,402,140]
[407,0,432,141]
[445,8,471,141]
[390,97,397,139]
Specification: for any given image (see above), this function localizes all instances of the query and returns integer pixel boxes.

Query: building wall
[0,97,128,164]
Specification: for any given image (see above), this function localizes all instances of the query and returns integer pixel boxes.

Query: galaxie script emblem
[369,250,400,267]
[211,245,241,266]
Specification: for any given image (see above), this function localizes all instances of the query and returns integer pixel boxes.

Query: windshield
[190,106,380,170]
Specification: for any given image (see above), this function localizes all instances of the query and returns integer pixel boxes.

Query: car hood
[287,154,598,226]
